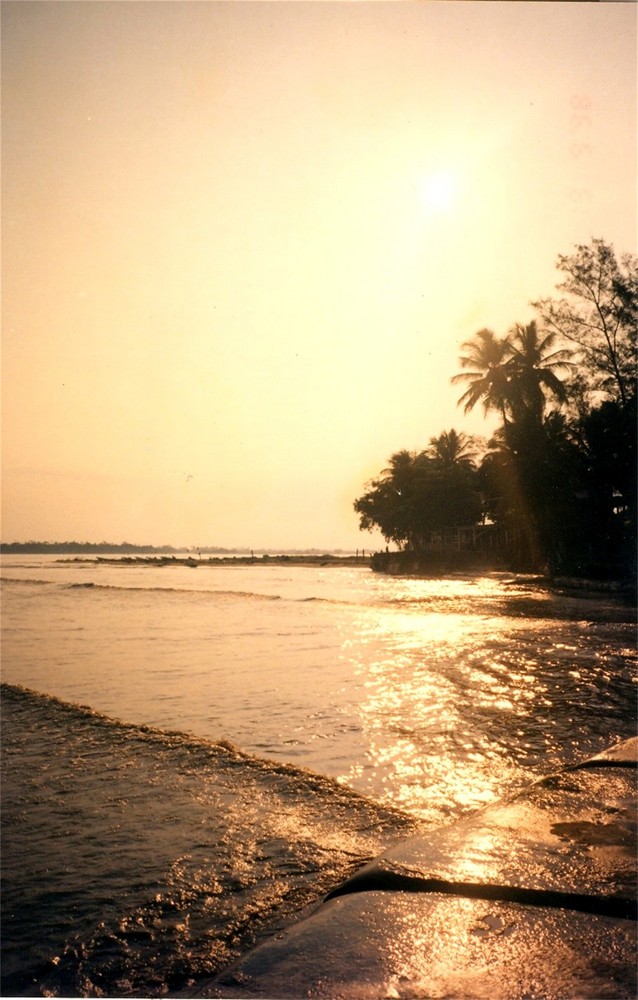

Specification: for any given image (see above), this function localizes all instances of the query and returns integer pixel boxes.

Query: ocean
[1,555,636,997]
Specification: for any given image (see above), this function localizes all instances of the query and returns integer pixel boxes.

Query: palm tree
[452,323,573,429]
[380,449,420,489]
[453,323,574,572]
[451,328,513,424]
[506,321,574,423]
[427,429,479,469]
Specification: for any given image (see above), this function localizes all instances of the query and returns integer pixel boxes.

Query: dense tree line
[0,542,182,554]
[354,239,637,580]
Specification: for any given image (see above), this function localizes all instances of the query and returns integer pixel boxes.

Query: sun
[419,170,459,215]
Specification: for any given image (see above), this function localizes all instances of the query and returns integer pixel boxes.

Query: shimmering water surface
[1,556,636,997]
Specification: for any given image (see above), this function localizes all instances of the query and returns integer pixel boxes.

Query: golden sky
[2,1,636,549]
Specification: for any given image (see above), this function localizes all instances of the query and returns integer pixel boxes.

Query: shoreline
[57,553,373,568]
[15,553,635,603]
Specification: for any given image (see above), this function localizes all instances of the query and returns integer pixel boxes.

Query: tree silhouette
[533,239,637,406]
[451,328,512,423]
[506,321,573,424]
[452,319,576,570]
[427,429,479,469]
[354,441,482,551]
[355,238,636,581]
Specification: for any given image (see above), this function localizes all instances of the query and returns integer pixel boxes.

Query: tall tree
[427,429,479,469]
[506,320,573,424]
[451,328,513,424]
[533,239,637,406]
[453,321,573,571]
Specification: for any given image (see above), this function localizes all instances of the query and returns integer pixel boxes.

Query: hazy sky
[2,1,636,550]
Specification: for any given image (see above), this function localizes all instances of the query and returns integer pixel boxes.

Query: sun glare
[419,170,459,214]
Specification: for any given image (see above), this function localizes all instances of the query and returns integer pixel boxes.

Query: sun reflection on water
[335,575,630,822]
[339,604,527,818]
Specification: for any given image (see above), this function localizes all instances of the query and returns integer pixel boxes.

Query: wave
[0,575,487,606]
[2,682,417,998]
[59,583,283,602]
[5,573,627,625]
[1,576,284,602]
[1,575,366,608]
[0,683,413,824]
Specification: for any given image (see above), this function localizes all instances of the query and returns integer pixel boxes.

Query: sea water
[1,556,636,997]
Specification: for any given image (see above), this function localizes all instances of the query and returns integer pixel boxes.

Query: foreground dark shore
[183,738,638,1000]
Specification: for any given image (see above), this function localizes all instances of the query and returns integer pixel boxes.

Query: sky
[2,1,636,550]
